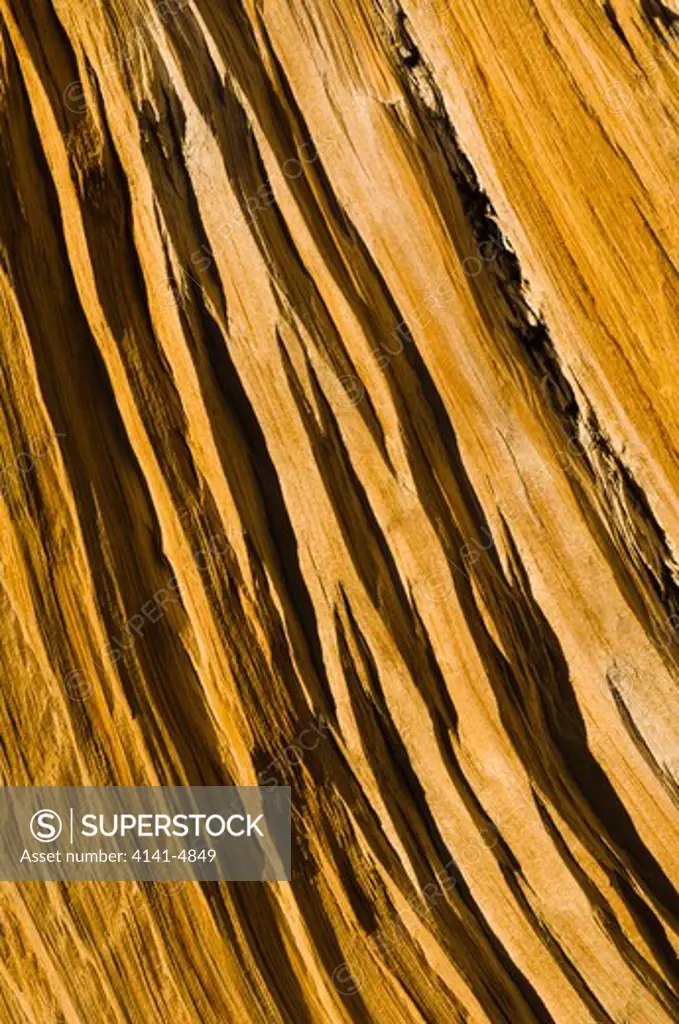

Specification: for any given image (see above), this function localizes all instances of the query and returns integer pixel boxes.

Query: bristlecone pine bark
[1,0,678,1020]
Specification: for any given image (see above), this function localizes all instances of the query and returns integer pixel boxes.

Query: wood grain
[0,0,678,1020]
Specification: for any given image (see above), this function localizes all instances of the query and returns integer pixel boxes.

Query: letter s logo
[30,809,63,843]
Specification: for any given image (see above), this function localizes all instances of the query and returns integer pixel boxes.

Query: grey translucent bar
[0,786,291,881]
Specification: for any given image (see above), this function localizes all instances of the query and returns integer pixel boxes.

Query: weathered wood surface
[0,0,678,1020]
